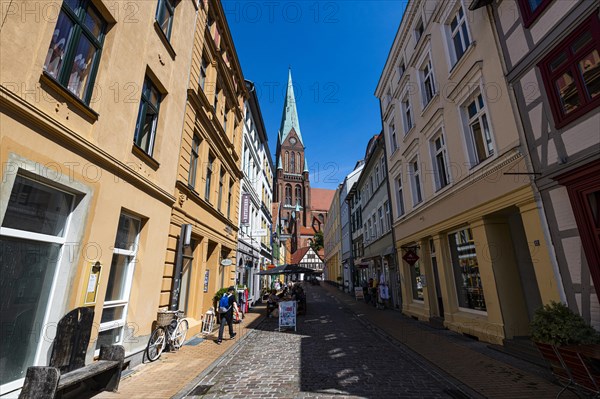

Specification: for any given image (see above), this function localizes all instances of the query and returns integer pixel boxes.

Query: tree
[311,231,324,252]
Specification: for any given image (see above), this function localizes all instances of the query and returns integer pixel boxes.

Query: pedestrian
[378,282,390,309]
[266,289,280,318]
[216,286,237,344]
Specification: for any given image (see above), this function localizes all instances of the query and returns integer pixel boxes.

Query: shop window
[538,14,600,128]
[408,248,424,301]
[0,176,74,386]
[43,0,106,104]
[448,227,487,311]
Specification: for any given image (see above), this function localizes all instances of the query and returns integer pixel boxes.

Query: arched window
[284,151,289,172]
[295,185,302,205]
[285,184,292,205]
[297,153,301,173]
[290,151,295,173]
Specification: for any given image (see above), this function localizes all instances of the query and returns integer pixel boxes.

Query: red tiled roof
[291,246,311,264]
[311,188,335,211]
[299,226,315,236]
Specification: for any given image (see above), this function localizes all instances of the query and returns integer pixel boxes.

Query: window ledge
[154,21,176,60]
[420,92,439,117]
[402,125,416,143]
[448,41,477,81]
[132,144,160,170]
[40,72,99,121]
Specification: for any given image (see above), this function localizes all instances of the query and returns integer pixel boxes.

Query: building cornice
[1,85,176,206]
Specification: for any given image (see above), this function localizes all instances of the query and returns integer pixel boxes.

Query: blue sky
[224,1,407,189]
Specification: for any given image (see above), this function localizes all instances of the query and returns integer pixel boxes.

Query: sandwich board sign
[278,301,297,331]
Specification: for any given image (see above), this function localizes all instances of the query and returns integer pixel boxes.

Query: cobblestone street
[182,285,473,399]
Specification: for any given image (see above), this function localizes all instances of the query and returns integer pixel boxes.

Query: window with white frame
[378,207,384,235]
[367,220,372,242]
[421,58,436,106]
[464,93,494,166]
[389,121,398,152]
[375,165,380,187]
[402,95,413,134]
[97,213,141,350]
[372,215,378,238]
[448,5,471,65]
[410,158,423,205]
[396,176,405,217]
[381,157,386,178]
[431,133,450,190]
[1,175,75,386]
[384,201,391,230]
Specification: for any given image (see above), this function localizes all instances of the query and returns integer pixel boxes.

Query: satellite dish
[221,259,233,266]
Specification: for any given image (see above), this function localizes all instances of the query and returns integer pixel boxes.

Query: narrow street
[180,285,474,399]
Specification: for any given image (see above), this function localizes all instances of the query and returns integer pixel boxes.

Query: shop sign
[402,250,420,266]
[241,193,250,225]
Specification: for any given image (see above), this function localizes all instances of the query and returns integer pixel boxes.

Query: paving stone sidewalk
[93,310,263,399]
[320,283,573,399]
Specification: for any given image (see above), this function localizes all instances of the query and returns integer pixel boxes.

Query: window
[389,122,398,152]
[156,0,176,40]
[398,62,406,79]
[43,0,106,103]
[402,96,413,134]
[378,207,384,234]
[448,227,486,311]
[296,153,301,173]
[1,175,74,385]
[214,82,220,111]
[199,54,208,90]
[97,213,141,349]
[134,78,161,155]
[367,219,372,241]
[227,179,234,219]
[449,5,471,65]
[421,58,436,106]
[372,215,378,238]
[223,107,228,134]
[464,93,494,165]
[539,14,600,128]
[218,168,225,211]
[375,165,380,187]
[285,185,292,206]
[384,201,391,230]
[396,176,405,217]
[410,159,423,205]
[415,18,424,43]
[205,153,214,202]
[381,157,386,178]
[517,0,553,28]
[189,134,200,188]
[291,151,296,173]
[285,151,289,172]
[407,248,424,301]
[431,133,450,190]
[370,176,374,196]
[295,185,302,206]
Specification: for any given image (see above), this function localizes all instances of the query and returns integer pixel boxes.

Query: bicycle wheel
[146,327,166,361]
[172,319,189,349]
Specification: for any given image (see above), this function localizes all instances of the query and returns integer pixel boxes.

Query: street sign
[402,250,420,266]
[252,229,268,237]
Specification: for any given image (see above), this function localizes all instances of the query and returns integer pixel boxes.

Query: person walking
[216,286,237,344]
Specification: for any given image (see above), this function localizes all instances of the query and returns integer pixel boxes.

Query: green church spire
[279,68,303,145]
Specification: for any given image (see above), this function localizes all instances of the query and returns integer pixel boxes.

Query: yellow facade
[324,187,342,283]
[0,0,197,393]
[162,0,246,337]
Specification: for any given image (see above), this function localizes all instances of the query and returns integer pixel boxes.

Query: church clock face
[289,137,297,145]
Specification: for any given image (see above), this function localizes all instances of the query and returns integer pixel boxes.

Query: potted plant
[531,301,600,346]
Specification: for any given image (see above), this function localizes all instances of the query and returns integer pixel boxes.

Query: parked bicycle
[146,310,188,362]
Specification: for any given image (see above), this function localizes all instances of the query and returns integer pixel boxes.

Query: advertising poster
[278,300,297,331]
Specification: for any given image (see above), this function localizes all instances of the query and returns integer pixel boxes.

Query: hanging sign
[278,301,297,331]
[402,250,420,266]
[241,193,250,225]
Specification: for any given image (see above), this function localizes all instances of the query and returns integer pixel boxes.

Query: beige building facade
[324,186,342,284]
[376,0,561,344]
[162,0,246,337]
[0,0,197,394]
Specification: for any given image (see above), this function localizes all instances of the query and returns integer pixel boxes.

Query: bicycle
[146,310,188,362]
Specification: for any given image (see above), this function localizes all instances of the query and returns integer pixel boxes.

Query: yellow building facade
[375,0,561,344]
[0,0,197,394]
[161,0,246,337]
[324,186,342,284]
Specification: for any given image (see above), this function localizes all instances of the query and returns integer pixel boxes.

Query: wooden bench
[19,307,125,399]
